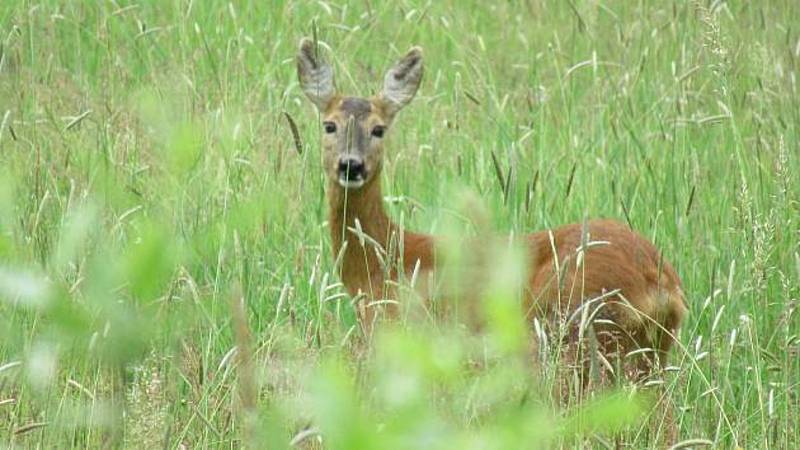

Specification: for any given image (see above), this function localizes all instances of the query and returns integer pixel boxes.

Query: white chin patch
[338,178,365,189]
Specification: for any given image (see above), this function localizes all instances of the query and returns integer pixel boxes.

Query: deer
[296,38,687,388]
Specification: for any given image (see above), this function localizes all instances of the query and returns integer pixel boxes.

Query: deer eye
[371,126,385,138]
[323,122,337,134]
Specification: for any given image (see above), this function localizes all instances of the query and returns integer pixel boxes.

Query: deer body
[298,39,686,375]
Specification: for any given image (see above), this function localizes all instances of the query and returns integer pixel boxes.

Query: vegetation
[0,1,797,448]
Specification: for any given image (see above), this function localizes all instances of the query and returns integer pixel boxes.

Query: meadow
[0,1,798,448]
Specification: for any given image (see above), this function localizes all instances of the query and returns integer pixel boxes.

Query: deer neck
[328,174,394,292]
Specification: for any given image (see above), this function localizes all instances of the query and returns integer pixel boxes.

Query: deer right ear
[297,38,336,111]
[380,46,424,118]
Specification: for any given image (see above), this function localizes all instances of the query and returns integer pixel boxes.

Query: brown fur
[327,172,435,330]
[329,175,687,365]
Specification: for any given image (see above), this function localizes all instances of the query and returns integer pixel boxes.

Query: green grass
[1,0,798,448]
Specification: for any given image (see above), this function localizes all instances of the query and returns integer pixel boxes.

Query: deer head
[297,38,423,189]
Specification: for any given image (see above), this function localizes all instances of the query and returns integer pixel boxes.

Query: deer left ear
[297,38,336,111]
[380,47,423,118]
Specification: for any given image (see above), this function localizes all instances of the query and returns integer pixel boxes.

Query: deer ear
[380,47,423,117]
[297,38,336,111]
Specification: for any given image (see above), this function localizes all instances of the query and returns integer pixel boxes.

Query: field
[1,1,798,448]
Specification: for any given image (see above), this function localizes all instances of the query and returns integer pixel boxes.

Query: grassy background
[0,0,798,448]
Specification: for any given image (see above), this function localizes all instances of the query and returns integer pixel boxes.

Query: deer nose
[338,156,366,181]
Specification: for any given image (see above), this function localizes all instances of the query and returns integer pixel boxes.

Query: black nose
[338,157,365,181]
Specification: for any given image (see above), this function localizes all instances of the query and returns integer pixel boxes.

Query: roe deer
[296,38,687,383]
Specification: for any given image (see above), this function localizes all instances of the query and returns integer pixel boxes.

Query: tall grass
[0,1,798,448]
